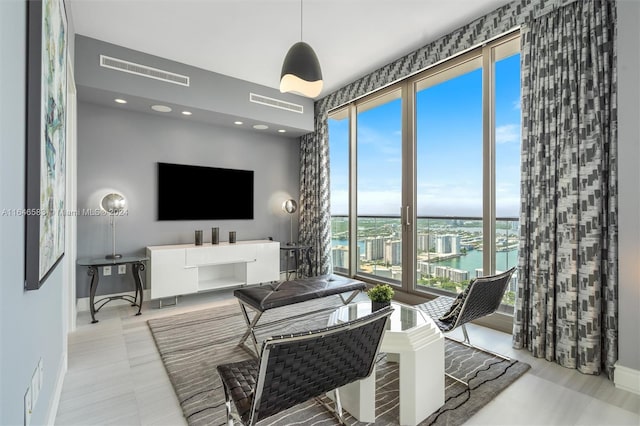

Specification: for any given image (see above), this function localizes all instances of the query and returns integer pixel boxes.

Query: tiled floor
[55,291,640,425]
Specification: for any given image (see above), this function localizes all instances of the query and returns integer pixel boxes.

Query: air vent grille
[249,93,303,114]
[100,55,190,86]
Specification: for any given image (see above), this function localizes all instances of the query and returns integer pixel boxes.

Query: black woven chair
[418,267,516,386]
[216,306,393,425]
[419,267,516,346]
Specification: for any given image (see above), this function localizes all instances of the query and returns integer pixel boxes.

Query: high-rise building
[365,236,385,261]
[418,261,433,279]
[332,245,349,269]
[434,265,469,282]
[435,234,461,254]
[385,240,402,265]
[417,233,435,252]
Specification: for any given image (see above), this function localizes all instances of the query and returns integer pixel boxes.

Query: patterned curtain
[513,0,618,377]
[298,108,332,276]
[299,0,587,278]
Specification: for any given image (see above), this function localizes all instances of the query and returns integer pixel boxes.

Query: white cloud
[512,99,521,110]
[496,124,520,144]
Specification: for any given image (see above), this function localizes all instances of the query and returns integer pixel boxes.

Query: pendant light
[280,0,323,98]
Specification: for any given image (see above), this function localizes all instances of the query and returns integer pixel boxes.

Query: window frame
[328,30,521,313]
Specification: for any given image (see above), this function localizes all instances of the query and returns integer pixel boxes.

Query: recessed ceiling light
[114,98,127,104]
[234,121,244,125]
[278,129,287,133]
[151,105,172,112]
[181,111,192,116]
[253,124,269,130]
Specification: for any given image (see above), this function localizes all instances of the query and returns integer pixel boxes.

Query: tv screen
[157,162,254,220]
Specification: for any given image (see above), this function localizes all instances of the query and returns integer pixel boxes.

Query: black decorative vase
[371,301,391,311]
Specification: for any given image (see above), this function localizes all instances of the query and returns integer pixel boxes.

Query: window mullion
[482,44,496,276]
[348,104,358,275]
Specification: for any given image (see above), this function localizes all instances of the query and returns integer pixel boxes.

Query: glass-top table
[77,255,148,267]
[329,301,428,333]
[77,255,148,323]
[328,301,444,425]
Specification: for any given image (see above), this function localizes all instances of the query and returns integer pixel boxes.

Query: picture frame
[25,0,68,290]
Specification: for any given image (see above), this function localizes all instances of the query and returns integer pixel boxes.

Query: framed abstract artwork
[25,0,68,290]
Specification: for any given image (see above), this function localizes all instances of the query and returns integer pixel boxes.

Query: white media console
[146,239,280,300]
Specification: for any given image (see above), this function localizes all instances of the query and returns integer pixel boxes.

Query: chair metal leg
[316,389,346,425]
[452,325,511,362]
[444,325,512,388]
[220,385,235,426]
[462,324,471,344]
[445,371,470,387]
[334,389,345,425]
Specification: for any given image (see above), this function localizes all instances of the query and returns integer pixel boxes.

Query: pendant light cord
[300,0,303,41]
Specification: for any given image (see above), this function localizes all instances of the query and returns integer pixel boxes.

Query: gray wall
[0,1,66,424]
[76,102,301,297]
[617,0,640,372]
[74,35,314,134]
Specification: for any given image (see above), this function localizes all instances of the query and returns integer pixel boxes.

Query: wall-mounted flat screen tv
[157,162,254,220]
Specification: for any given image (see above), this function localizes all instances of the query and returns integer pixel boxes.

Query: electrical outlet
[24,387,32,426]
[118,264,126,274]
[103,266,112,276]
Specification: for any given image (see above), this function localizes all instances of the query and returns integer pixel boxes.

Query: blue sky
[329,53,521,217]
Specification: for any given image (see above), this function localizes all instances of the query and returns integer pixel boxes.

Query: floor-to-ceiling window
[414,53,484,296]
[356,89,403,282]
[329,32,520,309]
[493,43,521,306]
[328,107,350,274]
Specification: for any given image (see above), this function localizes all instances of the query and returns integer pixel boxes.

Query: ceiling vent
[249,93,304,114]
[99,55,190,87]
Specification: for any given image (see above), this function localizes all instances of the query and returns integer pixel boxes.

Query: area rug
[148,297,530,426]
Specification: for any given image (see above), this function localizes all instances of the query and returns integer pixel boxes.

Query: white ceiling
[67,0,510,99]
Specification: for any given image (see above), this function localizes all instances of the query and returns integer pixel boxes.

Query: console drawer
[185,244,257,266]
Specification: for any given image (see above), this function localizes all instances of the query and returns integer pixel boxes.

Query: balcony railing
[330,215,519,307]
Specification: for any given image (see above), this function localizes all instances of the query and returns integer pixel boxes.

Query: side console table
[77,256,148,323]
[280,243,313,280]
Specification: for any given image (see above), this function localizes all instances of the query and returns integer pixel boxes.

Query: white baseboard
[77,289,151,312]
[46,351,67,425]
[614,362,640,395]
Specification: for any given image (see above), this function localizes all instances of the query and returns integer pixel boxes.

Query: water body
[332,239,517,277]
[428,248,518,277]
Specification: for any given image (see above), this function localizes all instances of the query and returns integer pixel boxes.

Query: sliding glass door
[414,54,483,294]
[329,108,350,274]
[328,32,520,310]
[356,89,403,284]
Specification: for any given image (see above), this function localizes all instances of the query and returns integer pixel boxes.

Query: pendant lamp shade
[280,41,323,98]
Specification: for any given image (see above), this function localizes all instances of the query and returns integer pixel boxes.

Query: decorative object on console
[367,283,394,311]
[211,227,219,244]
[279,0,323,98]
[100,192,126,259]
[282,199,298,245]
[195,230,203,246]
[229,231,236,244]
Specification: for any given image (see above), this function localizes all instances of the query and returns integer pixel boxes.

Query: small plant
[367,283,394,303]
